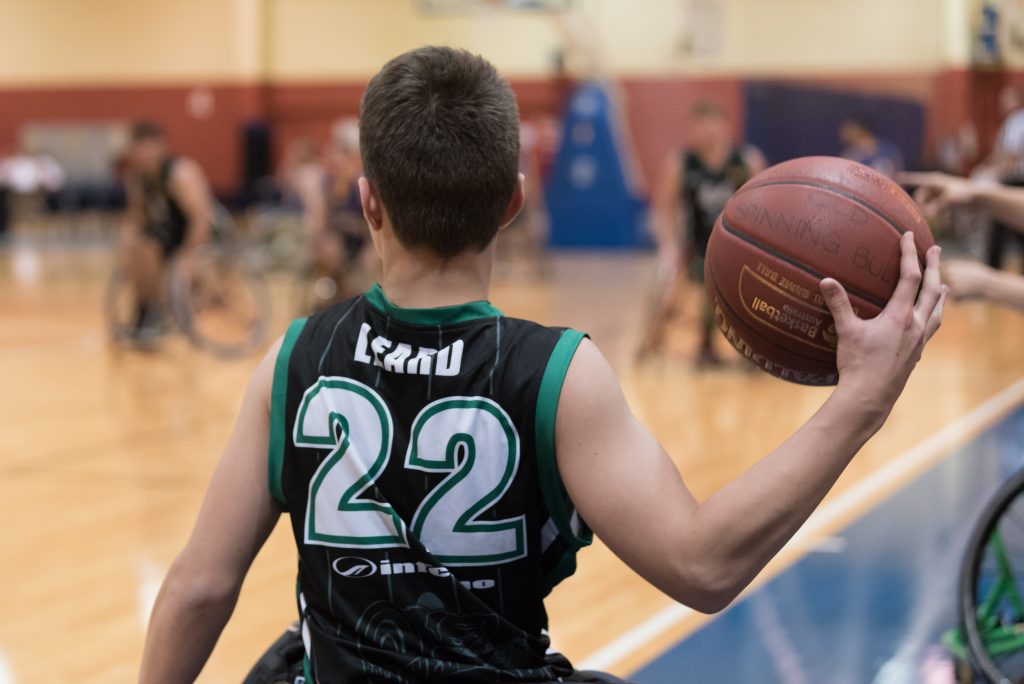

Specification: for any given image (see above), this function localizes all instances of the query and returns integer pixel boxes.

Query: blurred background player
[642,101,765,363]
[493,119,552,279]
[290,118,375,308]
[120,120,215,342]
[839,117,905,177]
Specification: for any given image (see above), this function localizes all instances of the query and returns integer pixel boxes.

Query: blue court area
[634,405,1024,683]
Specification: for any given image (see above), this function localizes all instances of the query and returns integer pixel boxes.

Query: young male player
[643,102,765,362]
[140,47,947,683]
[121,121,215,341]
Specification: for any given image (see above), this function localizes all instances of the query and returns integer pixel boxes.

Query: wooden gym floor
[2,235,1024,682]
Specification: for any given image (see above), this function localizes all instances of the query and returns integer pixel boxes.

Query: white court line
[577,377,1024,673]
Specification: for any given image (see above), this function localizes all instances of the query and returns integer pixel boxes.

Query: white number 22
[293,378,526,566]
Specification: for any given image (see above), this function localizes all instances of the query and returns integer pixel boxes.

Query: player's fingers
[914,245,943,316]
[888,232,923,312]
[820,278,857,334]
[924,285,949,341]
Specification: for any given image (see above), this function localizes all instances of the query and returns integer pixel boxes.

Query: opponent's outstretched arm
[556,233,946,613]
[943,258,1024,310]
[900,171,1024,234]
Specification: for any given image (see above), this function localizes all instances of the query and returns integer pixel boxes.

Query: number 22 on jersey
[293,378,527,566]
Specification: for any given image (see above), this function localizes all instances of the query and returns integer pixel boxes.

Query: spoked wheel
[961,467,1024,683]
[168,247,271,358]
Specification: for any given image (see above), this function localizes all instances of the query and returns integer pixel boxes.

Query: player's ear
[498,173,526,231]
[359,177,384,232]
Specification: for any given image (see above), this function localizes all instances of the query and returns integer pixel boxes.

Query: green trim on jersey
[269,317,308,510]
[364,283,503,326]
[535,329,593,550]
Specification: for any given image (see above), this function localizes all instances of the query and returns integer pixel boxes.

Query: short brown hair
[691,101,725,120]
[359,47,521,259]
[130,120,164,142]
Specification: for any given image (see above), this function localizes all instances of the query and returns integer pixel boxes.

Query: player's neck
[378,245,494,309]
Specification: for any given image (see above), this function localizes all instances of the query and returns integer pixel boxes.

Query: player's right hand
[819,232,947,410]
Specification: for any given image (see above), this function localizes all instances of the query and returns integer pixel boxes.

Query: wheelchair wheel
[168,247,271,358]
[960,466,1024,684]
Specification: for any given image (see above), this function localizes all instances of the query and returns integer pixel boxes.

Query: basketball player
[121,121,214,340]
[140,48,946,683]
[294,119,376,307]
[644,101,765,363]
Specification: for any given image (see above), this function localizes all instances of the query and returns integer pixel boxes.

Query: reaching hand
[819,232,947,408]
[942,258,998,301]
[897,171,978,219]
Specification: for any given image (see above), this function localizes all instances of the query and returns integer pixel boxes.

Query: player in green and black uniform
[122,121,214,340]
[141,48,947,684]
[268,287,590,682]
[643,102,764,363]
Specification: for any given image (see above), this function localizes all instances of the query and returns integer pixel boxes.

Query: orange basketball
[704,156,933,386]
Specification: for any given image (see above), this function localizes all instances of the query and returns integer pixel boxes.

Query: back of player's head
[359,46,520,259]
[130,120,165,143]
[691,101,725,120]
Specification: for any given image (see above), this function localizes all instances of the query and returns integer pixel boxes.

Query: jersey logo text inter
[354,322,463,376]
[330,556,495,590]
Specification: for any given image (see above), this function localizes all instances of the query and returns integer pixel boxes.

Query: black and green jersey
[269,285,592,683]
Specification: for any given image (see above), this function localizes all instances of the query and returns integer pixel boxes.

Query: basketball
[704,156,934,386]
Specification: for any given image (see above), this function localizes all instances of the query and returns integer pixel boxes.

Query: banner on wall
[973,0,1024,66]
[677,0,723,58]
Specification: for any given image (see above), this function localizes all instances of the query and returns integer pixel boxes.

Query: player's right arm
[556,232,946,613]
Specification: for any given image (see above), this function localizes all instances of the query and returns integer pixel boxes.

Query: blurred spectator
[495,119,550,275]
[0,147,65,233]
[985,85,1024,272]
[287,118,374,306]
[840,118,904,177]
[936,122,979,175]
[277,137,324,213]
[994,86,1024,180]
[0,148,64,194]
[0,148,10,238]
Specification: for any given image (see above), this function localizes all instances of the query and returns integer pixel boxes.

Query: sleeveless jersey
[681,147,752,255]
[139,156,188,252]
[269,285,592,683]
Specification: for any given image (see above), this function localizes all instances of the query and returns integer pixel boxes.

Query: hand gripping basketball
[819,232,947,404]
